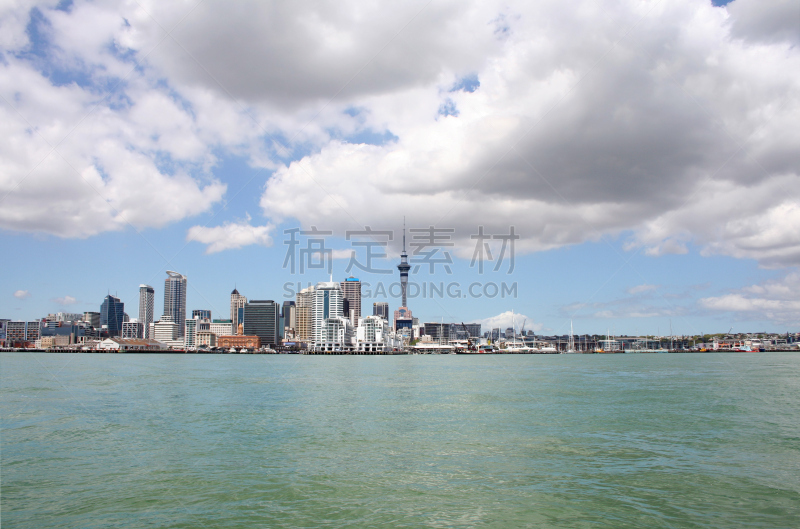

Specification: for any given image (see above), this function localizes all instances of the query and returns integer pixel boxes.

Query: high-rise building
[138,284,154,339]
[397,222,411,308]
[394,307,413,332]
[192,309,211,320]
[296,285,315,342]
[312,281,343,344]
[100,295,125,337]
[83,311,101,328]
[243,300,280,347]
[230,288,247,333]
[340,277,361,325]
[373,302,389,320]
[122,320,144,339]
[185,318,198,348]
[282,301,296,337]
[164,271,187,337]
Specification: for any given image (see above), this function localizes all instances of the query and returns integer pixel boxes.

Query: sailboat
[563,321,579,353]
[505,310,531,353]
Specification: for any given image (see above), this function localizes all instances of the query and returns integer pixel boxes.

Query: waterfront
[2,353,799,528]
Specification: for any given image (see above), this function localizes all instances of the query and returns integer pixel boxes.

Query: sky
[1,0,799,336]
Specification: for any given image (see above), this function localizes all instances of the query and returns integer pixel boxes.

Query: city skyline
[1,0,799,335]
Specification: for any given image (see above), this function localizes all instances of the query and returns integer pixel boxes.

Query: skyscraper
[373,302,389,320]
[296,285,315,341]
[243,300,280,347]
[340,277,361,325]
[138,284,154,339]
[100,294,125,337]
[192,309,211,320]
[312,281,343,344]
[163,271,187,337]
[282,301,296,337]
[397,221,410,308]
[230,288,247,333]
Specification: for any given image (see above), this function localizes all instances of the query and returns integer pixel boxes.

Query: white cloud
[13,289,30,299]
[699,272,800,326]
[479,310,541,332]
[0,0,798,273]
[186,220,273,254]
[53,295,77,305]
[627,284,658,295]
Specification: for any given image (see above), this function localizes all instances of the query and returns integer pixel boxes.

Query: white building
[98,338,164,351]
[122,320,144,339]
[210,320,233,336]
[315,317,354,352]
[355,315,392,352]
[150,317,183,348]
[312,281,343,346]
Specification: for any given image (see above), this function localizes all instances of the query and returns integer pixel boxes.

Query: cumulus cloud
[13,290,31,299]
[699,271,800,325]
[479,310,541,332]
[1,0,798,272]
[258,0,800,266]
[53,295,77,305]
[186,220,273,254]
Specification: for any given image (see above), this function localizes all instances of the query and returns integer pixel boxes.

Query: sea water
[2,352,799,528]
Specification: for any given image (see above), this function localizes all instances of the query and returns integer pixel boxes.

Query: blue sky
[1,0,798,334]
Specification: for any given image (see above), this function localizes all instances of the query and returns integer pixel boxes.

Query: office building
[424,322,452,343]
[296,285,315,342]
[138,284,155,339]
[243,300,280,348]
[122,320,144,339]
[151,316,180,346]
[340,277,361,325]
[192,309,211,320]
[230,288,247,333]
[373,302,389,320]
[394,306,413,331]
[282,301,296,338]
[83,311,101,328]
[210,319,233,336]
[100,295,125,337]
[164,271,187,337]
[185,318,198,348]
[462,323,482,338]
[312,281,343,344]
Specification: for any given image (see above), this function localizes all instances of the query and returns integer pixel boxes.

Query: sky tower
[397,219,411,308]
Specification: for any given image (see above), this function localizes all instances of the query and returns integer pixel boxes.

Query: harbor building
[138,285,154,339]
[163,271,187,338]
[218,335,261,350]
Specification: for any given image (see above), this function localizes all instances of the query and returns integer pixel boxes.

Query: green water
[2,353,799,528]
